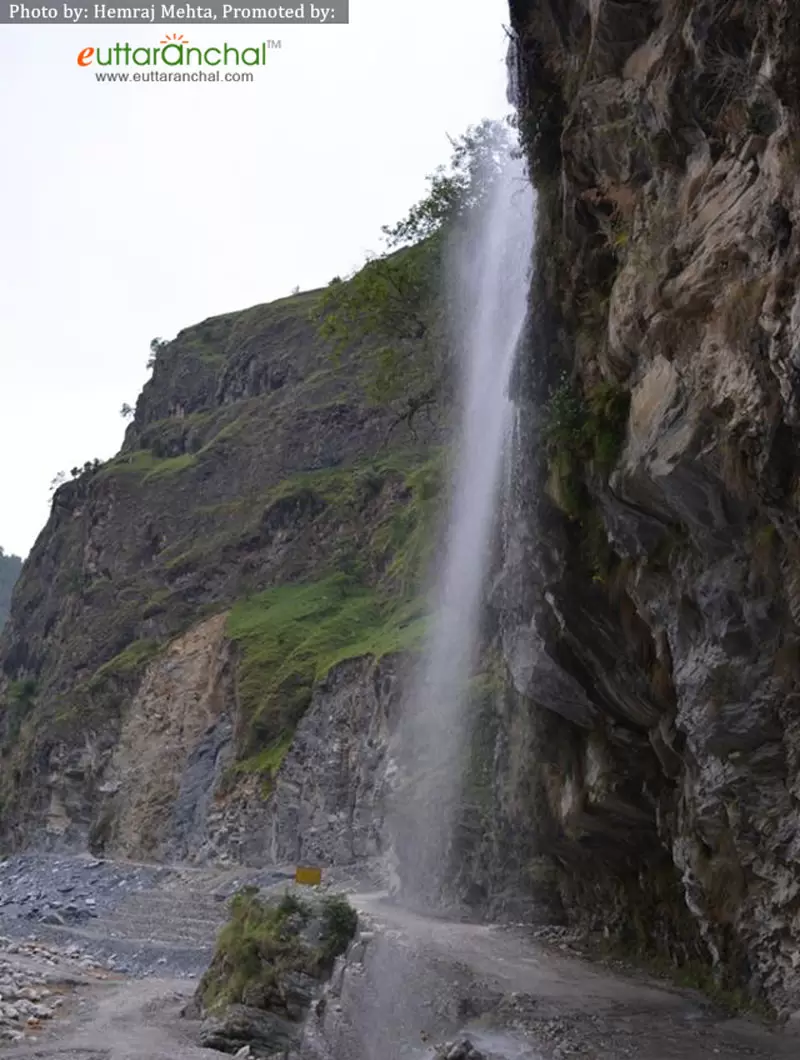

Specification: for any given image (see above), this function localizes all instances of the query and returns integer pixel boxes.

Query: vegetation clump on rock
[0,115,523,854]
[196,889,357,1056]
[542,373,631,520]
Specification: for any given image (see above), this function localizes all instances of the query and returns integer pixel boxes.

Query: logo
[77,34,280,67]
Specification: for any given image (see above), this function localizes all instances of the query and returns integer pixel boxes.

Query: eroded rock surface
[3,0,800,1035]
[264,657,401,868]
[95,614,234,862]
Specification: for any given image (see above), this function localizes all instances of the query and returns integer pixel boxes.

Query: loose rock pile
[0,854,165,927]
[0,934,117,1043]
[7,938,114,973]
[0,946,64,1044]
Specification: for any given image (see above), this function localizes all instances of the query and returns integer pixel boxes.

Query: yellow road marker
[295,866,322,886]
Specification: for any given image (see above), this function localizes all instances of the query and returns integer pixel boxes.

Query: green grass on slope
[227,572,426,770]
[199,889,357,1013]
[222,450,442,779]
[89,638,162,684]
[98,449,197,480]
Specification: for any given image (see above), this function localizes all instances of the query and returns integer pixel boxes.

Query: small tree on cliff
[147,337,168,370]
[315,119,515,430]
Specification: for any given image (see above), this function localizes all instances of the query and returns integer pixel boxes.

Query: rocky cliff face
[504,0,800,1019]
[0,288,441,862]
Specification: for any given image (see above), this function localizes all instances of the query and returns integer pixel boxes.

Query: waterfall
[390,137,536,908]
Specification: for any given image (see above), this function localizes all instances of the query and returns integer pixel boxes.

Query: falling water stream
[391,139,536,907]
[310,89,541,1060]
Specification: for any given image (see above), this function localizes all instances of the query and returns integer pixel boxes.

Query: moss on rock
[198,888,357,1014]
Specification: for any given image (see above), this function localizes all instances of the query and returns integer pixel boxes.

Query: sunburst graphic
[160,33,189,44]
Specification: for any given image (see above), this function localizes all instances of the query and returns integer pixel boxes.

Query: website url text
[94,69,255,81]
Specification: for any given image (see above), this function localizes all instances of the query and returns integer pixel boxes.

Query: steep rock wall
[505,0,800,1017]
[264,656,402,868]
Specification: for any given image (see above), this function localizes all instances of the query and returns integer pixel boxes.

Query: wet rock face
[507,0,800,1015]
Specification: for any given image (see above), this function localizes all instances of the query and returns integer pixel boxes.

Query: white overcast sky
[0,1,512,558]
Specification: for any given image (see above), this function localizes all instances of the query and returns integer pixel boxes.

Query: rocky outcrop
[193,889,357,1058]
[504,0,800,1019]
[8,0,800,1026]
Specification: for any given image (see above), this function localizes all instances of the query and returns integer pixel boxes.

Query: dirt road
[313,894,800,1060]
[1,857,799,1059]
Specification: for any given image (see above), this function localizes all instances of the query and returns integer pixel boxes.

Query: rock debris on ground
[0,934,113,1045]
